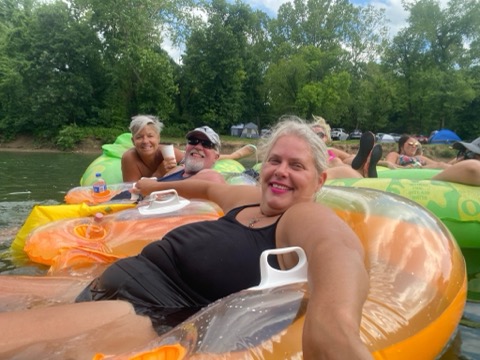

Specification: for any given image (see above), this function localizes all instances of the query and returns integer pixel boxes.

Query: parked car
[389,133,401,142]
[349,129,362,140]
[414,134,429,144]
[331,128,349,141]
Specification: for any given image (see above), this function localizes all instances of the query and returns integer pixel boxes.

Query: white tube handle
[250,246,308,290]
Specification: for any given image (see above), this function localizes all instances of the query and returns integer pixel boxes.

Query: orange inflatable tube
[94,186,466,360]
[64,183,134,205]
[24,191,223,275]
[0,187,466,359]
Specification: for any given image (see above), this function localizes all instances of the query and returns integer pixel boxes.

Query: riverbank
[0,135,103,154]
[0,135,455,161]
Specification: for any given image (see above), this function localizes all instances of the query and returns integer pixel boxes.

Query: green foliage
[55,125,85,150]
[56,125,123,150]
[0,0,479,145]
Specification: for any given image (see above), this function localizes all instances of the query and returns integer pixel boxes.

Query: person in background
[121,115,256,183]
[311,116,382,178]
[385,135,451,169]
[121,115,184,182]
[160,126,224,183]
[432,137,480,186]
[76,116,371,359]
[111,126,227,201]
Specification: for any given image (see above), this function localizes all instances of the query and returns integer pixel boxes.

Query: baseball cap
[452,136,480,155]
[186,126,221,149]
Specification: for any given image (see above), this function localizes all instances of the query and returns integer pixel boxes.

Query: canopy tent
[428,129,461,144]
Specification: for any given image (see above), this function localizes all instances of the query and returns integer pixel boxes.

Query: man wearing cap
[432,136,480,186]
[159,126,224,183]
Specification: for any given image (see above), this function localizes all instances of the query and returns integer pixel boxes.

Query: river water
[0,151,478,359]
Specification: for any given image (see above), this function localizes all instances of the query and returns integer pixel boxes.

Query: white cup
[161,144,175,160]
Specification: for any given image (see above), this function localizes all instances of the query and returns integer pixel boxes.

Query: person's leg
[220,144,256,160]
[351,132,375,170]
[0,301,157,359]
[366,144,383,178]
[325,166,363,180]
[432,160,480,186]
[0,275,90,312]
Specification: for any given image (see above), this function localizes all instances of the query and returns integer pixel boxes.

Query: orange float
[23,190,222,275]
[92,186,466,360]
[0,187,466,359]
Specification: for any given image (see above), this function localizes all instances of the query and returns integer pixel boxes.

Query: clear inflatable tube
[92,186,466,360]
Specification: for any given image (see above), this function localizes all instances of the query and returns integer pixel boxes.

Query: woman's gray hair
[129,115,164,137]
[258,115,329,174]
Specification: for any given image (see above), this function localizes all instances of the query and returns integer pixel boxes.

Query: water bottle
[92,172,107,195]
[84,212,105,239]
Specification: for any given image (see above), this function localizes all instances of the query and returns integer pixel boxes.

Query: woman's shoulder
[122,147,137,157]
[385,151,399,158]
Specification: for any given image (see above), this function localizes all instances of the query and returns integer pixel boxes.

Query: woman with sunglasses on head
[311,117,383,178]
[385,135,451,169]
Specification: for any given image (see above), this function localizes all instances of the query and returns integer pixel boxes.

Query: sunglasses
[187,137,216,149]
[407,142,419,147]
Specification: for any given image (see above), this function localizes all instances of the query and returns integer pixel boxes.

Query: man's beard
[184,156,205,174]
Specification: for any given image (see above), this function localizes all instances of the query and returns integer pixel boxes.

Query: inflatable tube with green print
[325,178,480,250]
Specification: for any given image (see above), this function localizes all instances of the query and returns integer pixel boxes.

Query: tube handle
[250,246,308,290]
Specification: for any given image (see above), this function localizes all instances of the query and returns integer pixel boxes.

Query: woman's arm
[384,151,399,164]
[419,156,451,169]
[121,149,143,182]
[377,160,400,169]
[173,147,185,163]
[432,159,480,186]
[276,202,371,360]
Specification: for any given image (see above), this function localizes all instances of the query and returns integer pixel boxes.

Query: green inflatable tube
[80,133,131,186]
[326,177,479,250]
[377,167,442,180]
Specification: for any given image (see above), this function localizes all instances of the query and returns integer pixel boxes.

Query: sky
[243,0,427,36]
[165,0,449,63]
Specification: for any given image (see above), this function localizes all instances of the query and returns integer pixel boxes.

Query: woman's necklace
[247,210,269,228]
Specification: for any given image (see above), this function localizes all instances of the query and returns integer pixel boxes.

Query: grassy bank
[0,134,457,162]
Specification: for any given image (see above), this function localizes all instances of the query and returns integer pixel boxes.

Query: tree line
[0,0,479,147]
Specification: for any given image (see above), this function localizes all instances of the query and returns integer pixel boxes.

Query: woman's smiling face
[132,124,160,155]
[260,134,325,215]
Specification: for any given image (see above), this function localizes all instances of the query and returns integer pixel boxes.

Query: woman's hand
[162,157,178,172]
